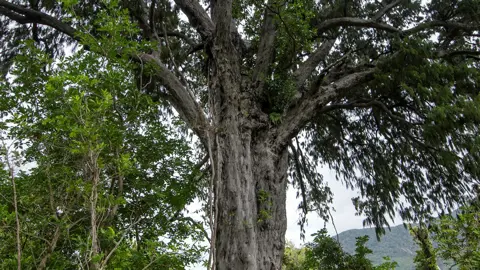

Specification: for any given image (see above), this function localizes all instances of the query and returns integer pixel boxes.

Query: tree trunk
[87,150,100,270]
[214,132,288,270]
[209,10,288,266]
[210,70,288,269]
[37,225,61,270]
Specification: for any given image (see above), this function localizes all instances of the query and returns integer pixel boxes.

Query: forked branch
[294,39,336,89]
[294,0,402,91]
[0,0,210,145]
[174,0,214,39]
[0,0,77,39]
[274,68,376,148]
[252,0,280,92]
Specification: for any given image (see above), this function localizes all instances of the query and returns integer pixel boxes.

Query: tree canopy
[1,0,480,269]
[283,229,398,270]
[432,198,480,269]
[0,42,207,269]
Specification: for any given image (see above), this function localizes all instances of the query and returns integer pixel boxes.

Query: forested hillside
[338,224,454,270]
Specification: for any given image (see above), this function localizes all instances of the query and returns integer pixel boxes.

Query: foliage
[410,224,439,270]
[0,42,206,269]
[432,201,480,269]
[282,241,307,270]
[283,229,397,270]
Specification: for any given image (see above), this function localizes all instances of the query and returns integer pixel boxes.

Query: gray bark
[208,3,288,264]
[213,126,288,270]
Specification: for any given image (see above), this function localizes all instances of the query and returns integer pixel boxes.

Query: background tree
[409,224,439,270]
[0,43,206,269]
[432,202,480,269]
[1,0,480,269]
[284,229,397,270]
[282,241,307,270]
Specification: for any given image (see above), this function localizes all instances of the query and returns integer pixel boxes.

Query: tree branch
[37,225,61,270]
[2,141,22,270]
[318,99,423,125]
[126,0,152,39]
[100,218,143,269]
[435,49,480,59]
[0,1,210,146]
[0,0,77,40]
[0,6,34,23]
[294,1,401,90]
[211,0,233,42]
[174,0,214,39]
[158,31,196,46]
[274,68,376,148]
[137,53,210,145]
[403,21,480,36]
[316,16,480,37]
[371,0,403,21]
[294,39,336,89]
[317,17,400,34]
[251,0,279,92]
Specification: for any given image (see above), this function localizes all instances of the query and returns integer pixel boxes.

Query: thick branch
[0,0,77,39]
[0,6,34,23]
[0,1,210,145]
[317,17,400,34]
[126,0,152,39]
[436,49,480,59]
[316,16,480,37]
[274,69,376,148]
[174,0,214,39]
[403,21,480,36]
[138,54,209,144]
[251,1,278,92]
[211,0,233,42]
[295,0,401,90]
[294,39,336,89]
[371,0,403,21]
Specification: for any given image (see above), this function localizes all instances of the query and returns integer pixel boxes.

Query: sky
[285,166,403,247]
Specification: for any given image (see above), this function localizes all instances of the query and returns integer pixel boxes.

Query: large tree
[1,0,480,269]
[0,44,206,269]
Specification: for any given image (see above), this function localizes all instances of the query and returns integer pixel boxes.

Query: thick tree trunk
[209,10,288,266]
[213,127,288,270]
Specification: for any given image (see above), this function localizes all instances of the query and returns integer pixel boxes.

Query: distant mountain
[336,224,455,270]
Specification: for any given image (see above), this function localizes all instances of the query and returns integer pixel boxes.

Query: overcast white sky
[285,166,403,247]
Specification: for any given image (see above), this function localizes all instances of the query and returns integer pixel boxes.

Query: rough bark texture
[209,52,288,269]
[214,131,288,270]
[208,2,288,265]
